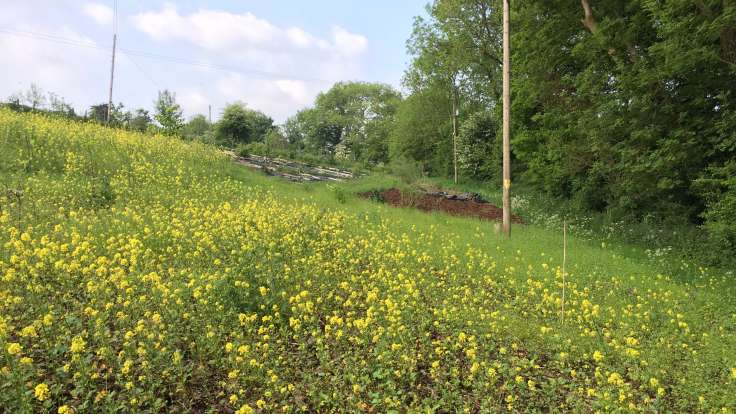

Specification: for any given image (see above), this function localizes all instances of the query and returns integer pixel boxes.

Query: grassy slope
[1,110,735,413]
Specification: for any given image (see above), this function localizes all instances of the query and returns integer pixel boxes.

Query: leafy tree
[215,103,274,147]
[154,90,184,135]
[264,129,289,152]
[127,109,152,133]
[88,103,125,125]
[284,82,402,164]
[389,86,452,175]
[182,114,211,141]
[457,111,499,182]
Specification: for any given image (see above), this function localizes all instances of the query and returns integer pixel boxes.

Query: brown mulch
[359,188,523,223]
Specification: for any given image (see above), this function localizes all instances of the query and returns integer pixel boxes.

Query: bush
[388,156,424,184]
[236,142,270,158]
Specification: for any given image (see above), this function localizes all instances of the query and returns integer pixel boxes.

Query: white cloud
[128,4,370,122]
[275,80,309,104]
[131,4,367,58]
[83,2,113,25]
[332,26,368,56]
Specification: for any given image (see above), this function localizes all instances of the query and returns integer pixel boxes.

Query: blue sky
[0,1,428,122]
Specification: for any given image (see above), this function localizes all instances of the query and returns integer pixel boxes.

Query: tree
[128,109,152,133]
[47,93,76,117]
[182,114,211,141]
[389,86,452,175]
[457,111,499,181]
[284,82,402,164]
[24,83,47,110]
[403,0,504,182]
[88,103,125,125]
[264,129,289,152]
[215,103,274,147]
[154,90,184,135]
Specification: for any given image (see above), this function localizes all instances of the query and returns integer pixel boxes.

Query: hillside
[1,109,735,412]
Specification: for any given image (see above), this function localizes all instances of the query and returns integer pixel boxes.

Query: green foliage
[236,141,269,158]
[153,90,184,135]
[387,156,425,185]
[126,108,152,133]
[215,103,274,147]
[403,0,736,264]
[457,111,499,182]
[509,0,736,220]
[284,82,402,164]
[389,86,452,176]
[264,129,289,151]
[182,114,212,142]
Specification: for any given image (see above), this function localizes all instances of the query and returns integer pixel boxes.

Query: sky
[0,1,428,122]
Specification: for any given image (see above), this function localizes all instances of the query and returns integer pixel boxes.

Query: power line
[0,27,332,84]
[126,54,162,89]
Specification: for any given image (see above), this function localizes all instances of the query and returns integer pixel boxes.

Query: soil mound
[359,188,523,223]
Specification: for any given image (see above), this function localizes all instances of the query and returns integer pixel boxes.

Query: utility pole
[107,0,118,124]
[208,104,212,123]
[452,82,458,184]
[502,0,512,237]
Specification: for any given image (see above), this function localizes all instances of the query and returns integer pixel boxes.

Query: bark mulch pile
[359,188,523,223]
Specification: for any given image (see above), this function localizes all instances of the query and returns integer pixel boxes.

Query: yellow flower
[58,406,71,414]
[172,350,182,364]
[229,394,239,405]
[70,336,86,353]
[7,342,22,355]
[34,383,50,401]
[607,372,624,386]
[592,351,604,362]
[235,405,254,414]
[256,399,266,409]
[21,325,37,338]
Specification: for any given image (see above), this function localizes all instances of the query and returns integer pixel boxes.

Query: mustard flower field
[1,109,735,413]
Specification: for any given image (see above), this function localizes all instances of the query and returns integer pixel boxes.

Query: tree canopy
[215,103,274,147]
[284,81,402,164]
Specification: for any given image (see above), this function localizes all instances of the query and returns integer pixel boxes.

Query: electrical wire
[0,27,332,83]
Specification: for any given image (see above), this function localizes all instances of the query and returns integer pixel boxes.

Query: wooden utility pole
[107,0,118,123]
[452,83,458,184]
[502,0,512,237]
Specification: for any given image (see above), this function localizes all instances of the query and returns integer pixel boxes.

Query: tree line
[395,0,736,266]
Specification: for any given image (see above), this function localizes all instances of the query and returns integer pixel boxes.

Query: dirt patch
[359,188,523,223]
